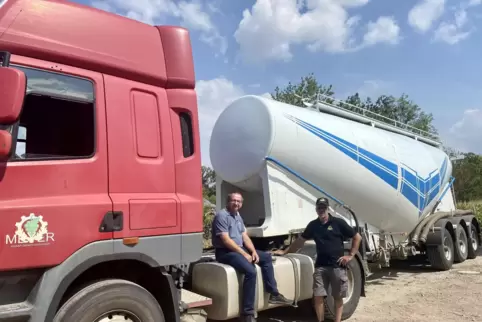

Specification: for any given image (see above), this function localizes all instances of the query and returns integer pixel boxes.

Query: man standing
[274,197,362,322]
[212,192,292,322]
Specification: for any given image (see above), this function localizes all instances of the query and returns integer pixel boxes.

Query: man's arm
[242,231,256,255]
[339,219,362,256]
[277,222,313,255]
[282,236,307,254]
[214,214,249,256]
[348,233,362,256]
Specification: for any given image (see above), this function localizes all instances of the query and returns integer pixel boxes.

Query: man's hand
[337,255,353,266]
[243,253,253,263]
[251,251,260,264]
[272,249,286,256]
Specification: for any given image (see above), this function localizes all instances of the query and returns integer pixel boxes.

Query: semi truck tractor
[0,0,360,321]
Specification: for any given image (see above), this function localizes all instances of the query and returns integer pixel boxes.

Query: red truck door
[0,55,113,271]
[103,75,182,257]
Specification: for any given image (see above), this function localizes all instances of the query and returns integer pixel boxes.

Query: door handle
[99,211,124,232]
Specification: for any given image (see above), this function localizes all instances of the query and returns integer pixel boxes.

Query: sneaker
[268,293,292,305]
[240,314,256,322]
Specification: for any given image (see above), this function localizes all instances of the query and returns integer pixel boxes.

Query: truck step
[180,289,212,309]
[0,302,32,319]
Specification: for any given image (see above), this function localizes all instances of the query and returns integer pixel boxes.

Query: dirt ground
[256,253,482,322]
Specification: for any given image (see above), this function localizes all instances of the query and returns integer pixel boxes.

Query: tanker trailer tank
[209,94,480,270]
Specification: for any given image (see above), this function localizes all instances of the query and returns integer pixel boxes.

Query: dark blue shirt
[301,214,356,267]
[211,208,246,249]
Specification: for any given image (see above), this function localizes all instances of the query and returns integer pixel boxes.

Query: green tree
[341,93,438,139]
[201,166,216,247]
[452,153,482,202]
[272,73,438,140]
[202,165,216,204]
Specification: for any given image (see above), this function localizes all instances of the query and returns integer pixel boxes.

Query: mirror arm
[0,51,11,67]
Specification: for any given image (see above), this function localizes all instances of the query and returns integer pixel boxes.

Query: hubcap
[443,236,452,261]
[459,231,467,255]
[94,310,140,322]
[471,229,478,251]
[344,268,354,304]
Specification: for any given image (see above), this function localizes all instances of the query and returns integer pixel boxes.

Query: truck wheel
[467,223,480,259]
[324,258,362,321]
[454,225,468,263]
[427,227,454,271]
[53,279,165,322]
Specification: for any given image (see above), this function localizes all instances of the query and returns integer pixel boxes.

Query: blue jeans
[215,248,279,316]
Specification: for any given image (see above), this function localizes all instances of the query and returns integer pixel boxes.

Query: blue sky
[76,0,482,165]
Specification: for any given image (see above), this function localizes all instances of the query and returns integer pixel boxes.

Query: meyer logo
[5,213,55,247]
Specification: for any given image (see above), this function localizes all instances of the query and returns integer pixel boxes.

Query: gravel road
[256,254,482,322]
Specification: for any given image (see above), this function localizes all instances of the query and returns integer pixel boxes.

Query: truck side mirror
[0,67,27,124]
[0,130,12,161]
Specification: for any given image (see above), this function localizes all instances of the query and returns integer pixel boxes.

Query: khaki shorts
[313,266,349,299]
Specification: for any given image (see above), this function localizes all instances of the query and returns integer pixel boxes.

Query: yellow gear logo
[14,213,48,243]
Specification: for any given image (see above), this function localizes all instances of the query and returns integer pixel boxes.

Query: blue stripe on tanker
[284,114,448,213]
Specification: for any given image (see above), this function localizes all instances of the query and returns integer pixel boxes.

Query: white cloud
[446,109,482,153]
[362,16,401,46]
[468,0,482,7]
[408,0,480,45]
[234,0,401,64]
[355,79,392,99]
[408,0,445,33]
[433,7,472,44]
[196,78,244,165]
[91,0,227,55]
[432,0,482,45]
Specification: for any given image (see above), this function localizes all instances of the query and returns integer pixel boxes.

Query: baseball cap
[316,197,329,207]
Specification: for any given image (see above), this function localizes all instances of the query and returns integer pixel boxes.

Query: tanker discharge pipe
[411,177,456,244]
[418,209,474,244]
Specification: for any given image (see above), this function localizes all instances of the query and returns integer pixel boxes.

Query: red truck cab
[0,0,204,321]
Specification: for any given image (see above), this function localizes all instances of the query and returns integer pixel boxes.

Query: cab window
[11,65,95,160]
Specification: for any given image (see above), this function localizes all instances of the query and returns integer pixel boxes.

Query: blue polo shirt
[211,208,246,249]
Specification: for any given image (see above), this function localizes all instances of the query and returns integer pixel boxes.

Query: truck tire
[453,225,468,263]
[427,227,454,271]
[467,223,479,259]
[324,258,363,321]
[53,279,165,322]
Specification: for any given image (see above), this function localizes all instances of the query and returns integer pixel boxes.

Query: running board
[0,302,32,320]
[180,289,212,310]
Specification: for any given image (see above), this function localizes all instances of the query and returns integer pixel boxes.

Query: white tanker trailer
[191,94,482,321]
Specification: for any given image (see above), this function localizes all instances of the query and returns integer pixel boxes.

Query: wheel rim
[443,236,452,261]
[94,310,141,322]
[471,228,478,251]
[458,230,467,255]
[344,268,355,304]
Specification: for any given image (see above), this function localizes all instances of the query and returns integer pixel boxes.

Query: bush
[457,200,482,224]
[203,205,215,248]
